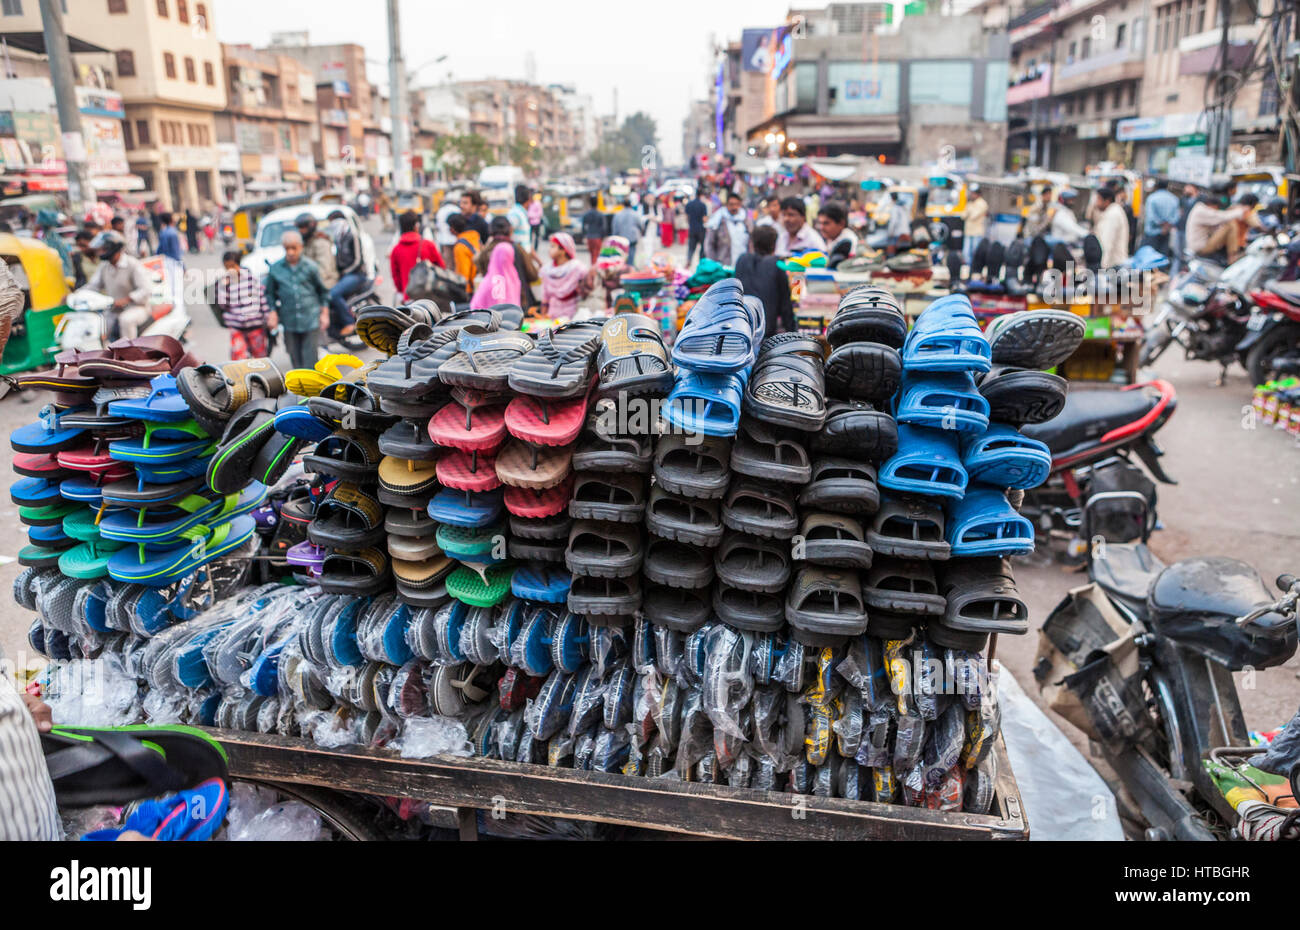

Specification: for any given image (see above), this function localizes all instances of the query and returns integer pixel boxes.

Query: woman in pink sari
[470,241,523,309]
[540,232,587,319]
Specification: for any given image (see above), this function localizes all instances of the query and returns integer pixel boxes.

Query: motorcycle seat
[1021,387,1158,456]
[1092,541,1164,619]
[1265,279,1300,306]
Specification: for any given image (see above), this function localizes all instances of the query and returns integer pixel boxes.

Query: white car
[241,203,378,283]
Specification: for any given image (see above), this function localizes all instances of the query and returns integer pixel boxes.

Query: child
[471,241,522,309]
[215,250,273,359]
[448,212,480,291]
[734,225,794,335]
[540,232,588,319]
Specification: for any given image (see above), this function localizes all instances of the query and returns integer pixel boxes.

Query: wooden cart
[211,729,1029,841]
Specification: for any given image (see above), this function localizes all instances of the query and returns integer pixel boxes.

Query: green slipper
[58,539,126,579]
[435,523,505,561]
[446,563,515,607]
[20,500,82,526]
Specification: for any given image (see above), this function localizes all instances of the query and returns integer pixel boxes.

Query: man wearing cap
[87,231,152,339]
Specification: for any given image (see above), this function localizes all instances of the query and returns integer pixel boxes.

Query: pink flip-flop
[504,473,574,518]
[504,393,589,446]
[436,448,503,492]
[427,401,508,453]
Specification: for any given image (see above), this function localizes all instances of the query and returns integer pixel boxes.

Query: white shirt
[776,223,827,258]
[1096,202,1130,268]
[435,202,459,246]
[1049,207,1088,244]
[706,207,750,265]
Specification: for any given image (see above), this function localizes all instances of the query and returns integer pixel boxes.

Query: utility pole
[38,0,90,214]
[386,0,411,191]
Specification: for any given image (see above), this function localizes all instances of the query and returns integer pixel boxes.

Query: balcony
[1008,65,1053,105]
[1053,45,1144,96]
[1178,27,1258,75]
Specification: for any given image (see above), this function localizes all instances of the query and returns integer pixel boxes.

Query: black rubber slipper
[867,610,919,641]
[509,512,573,540]
[721,479,798,539]
[730,417,811,484]
[937,557,1028,634]
[797,456,881,515]
[568,472,646,523]
[925,623,989,652]
[652,433,732,499]
[784,567,868,645]
[799,513,873,570]
[379,418,440,460]
[713,532,791,593]
[643,536,715,589]
[712,584,784,632]
[642,584,710,633]
[826,285,907,349]
[863,558,946,615]
[565,520,643,578]
[308,483,388,549]
[978,366,1068,426]
[509,536,566,563]
[744,348,827,431]
[570,413,653,473]
[866,497,951,560]
[645,486,723,547]
[568,573,641,616]
[813,401,898,462]
[824,342,902,403]
[385,507,437,538]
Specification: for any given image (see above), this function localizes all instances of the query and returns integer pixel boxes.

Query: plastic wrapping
[653,624,684,680]
[630,668,660,747]
[223,782,324,841]
[857,695,895,768]
[725,749,754,788]
[804,699,833,766]
[602,658,635,730]
[918,700,965,790]
[390,715,472,758]
[675,686,712,776]
[300,706,361,748]
[702,624,753,740]
[787,759,811,793]
[654,675,683,751]
[883,637,915,716]
[892,709,926,774]
[568,664,607,737]
[912,640,941,721]
[591,725,631,772]
[833,691,864,760]
[573,725,598,770]
[836,636,885,704]
[963,751,997,815]
[961,663,1001,769]
[873,764,898,804]
[771,635,805,692]
[947,649,987,711]
[44,654,139,727]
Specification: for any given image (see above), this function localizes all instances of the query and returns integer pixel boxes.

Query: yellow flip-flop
[285,353,365,397]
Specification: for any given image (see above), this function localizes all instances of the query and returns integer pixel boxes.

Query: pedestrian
[435,194,461,266]
[471,241,523,310]
[0,674,62,841]
[184,208,200,253]
[295,213,339,293]
[1141,178,1181,259]
[459,190,491,241]
[884,193,911,255]
[674,196,689,245]
[685,188,709,265]
[476,216,540,310]
[87,231,152,339]
[754,197,782,229]
[775,196,827,257]
[815,201,856,269]
[448,212,480,291]
[1093,185,1130,268]
[156,211,184,265]
[612,197,643,267]
[527,193,545,251]
[540,232,588,319]
[0,258,24,360]
[325,210,366,345]
[264,230,330,371]
[375,189,394,232]
[581,195,605,264]
[704,190,750,266]
[215,250,272,360]
[389,210,445,302]
[109,215,135,257]
[71,229,98,289]
[657,195,675,249]
[735,225,794,335]
[508,187,532,248]
[134,210,152,257]
[963,186,988,267]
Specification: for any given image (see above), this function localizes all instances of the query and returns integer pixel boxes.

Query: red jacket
[389,231,444,298]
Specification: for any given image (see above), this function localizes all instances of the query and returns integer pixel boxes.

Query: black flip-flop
[568,472,646,523]
[744,342,827,431]
[799,513,873,570]
[713,532,790,593]
[867,497,951,561]
[863,558,946,615]
[379,418,441,460]
[645,486,723,547]
[509,512,573,540]
[937,557,1028,634]
[302,429,384,483]
[824,342,902,403]
[568,573,641,616]
[721,479,798,539]
[643,536,715,589]
[798,456,881,515]
[643,584,710,633]
[826,285,907,349]
[784,567,868,646]
[318,548,391,595]
[308,483,388,549]
[813,401,898,462]
[571,416,653,473]
[729,417,811,484]
[653,433,732,499]
[565,520,643,578]
[978,366,1068,426]
[712,584,784,632]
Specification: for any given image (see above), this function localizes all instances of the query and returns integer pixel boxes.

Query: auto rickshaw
[394,189,426,216]
[1231,166,1288,211]
[0,232,71,377]
[229,192,312,255]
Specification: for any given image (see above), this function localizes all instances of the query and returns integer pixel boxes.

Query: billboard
[741,28,776,73]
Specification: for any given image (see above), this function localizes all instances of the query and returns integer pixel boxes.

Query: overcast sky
[215,0,795,164]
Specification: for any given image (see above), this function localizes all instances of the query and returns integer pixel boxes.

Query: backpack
[405,259,437,301]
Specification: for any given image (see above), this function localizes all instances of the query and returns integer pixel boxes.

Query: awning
[788,123,901,146]
[90,174,145,192]
[0,32,108,54]
[807,160,860,181]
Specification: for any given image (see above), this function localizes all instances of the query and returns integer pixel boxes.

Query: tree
[587,112,659,172]
[507,137,541,176]
[435,133,495,178]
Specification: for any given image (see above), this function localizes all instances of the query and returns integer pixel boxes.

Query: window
[184,56,196,82]
[155,0,166,15]
[115,49,135,77]
[909,61,973,107]
[1,0,23,16]
[108,0,126,12]
[1081,36,1091,59]
[1065,97,1074,115]
[196,3,206,26]
[1067,41,1076,63]
[1115,22,1127,48]
[1112,86,1122,108]
[1195,0,1206,33]
[1095,90,1105,112]
[1260,72,1279,117]
[177,0,187,22]
[983,60,1008,121]
[122,120,134,149]
[827,61,899,116]
[1126,82,1136,106]
[136,119,151,145]
[203,61,214,85]
[163,52,176,79]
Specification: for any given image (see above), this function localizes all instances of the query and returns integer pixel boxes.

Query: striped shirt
[0,678,62,840]
[215,268,270,330]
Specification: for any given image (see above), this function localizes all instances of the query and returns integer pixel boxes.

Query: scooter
[58,286,191,353]
[1036,490,1299,840]
[1020,379,1177,560]
[1239,280,1300,386]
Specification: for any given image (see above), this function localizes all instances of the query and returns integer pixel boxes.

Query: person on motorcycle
[1048,189,1088,245]
[1185,182,1258,265]
[294,213,338,291]
[86,230,152,339]
[324,209,366,346]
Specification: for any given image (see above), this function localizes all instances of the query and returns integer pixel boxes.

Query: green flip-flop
[446,563,515,607]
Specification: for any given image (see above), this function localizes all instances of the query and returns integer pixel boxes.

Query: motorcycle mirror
[1278,573,1298,593]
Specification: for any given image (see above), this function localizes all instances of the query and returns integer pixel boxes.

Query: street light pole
[386,0,411,190]
[38,0,90,214]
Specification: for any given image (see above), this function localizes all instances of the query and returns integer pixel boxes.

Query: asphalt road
[3,219,1297,792]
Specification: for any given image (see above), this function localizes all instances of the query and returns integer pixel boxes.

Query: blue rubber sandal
[11,406,88,454]
[110,419,216,465]
[663,370,747,437]
[427,487,504,527]
[671,278,763,373]
[99,483,267,547]
[132,453,213,485]
[945,486,1035,557]
[960,424,1051,490]
[107,374,193,422]
[272,403,333,442]
[107,515,256,586]
[11,477,63,507]
[878,424,969,500]
[894,369,990,434]
[901,294,991,373]
[512,563,572,603]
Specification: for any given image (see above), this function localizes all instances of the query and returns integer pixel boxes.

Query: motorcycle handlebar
[1235,574,1300,628]
[1279,573,1299,593]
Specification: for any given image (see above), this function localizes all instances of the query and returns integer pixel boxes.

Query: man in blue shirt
[611,198,643,267]
[685,189,709,265]
[1141,179,1181,259]
[156,211,184,265]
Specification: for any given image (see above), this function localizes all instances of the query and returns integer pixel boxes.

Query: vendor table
[213,729,1029,841]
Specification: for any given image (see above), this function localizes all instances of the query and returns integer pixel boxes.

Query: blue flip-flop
[82,777,229,842]
[663,370,747,437]
[110,419,217,465]
[902,294,991,373]
[107,515,256,586]
[945,485,1035,557]
[11,477,63,507]
[273,403,334,442]
[432,599,469,663]
[325,597,367,668]
[894,369,990,434]
[513,604,556,677]
[132,453,213,485]
[960,424,1052,490]
[427,487,504,527]
[28,522,72,547]
[545,610,588,673]
[75,581,113,633]
[11,407,89,454]
[373,599,414,666]
[512,564,572,603]
[879,424,969,500]
[99,482,267,548]
[107,374,193,422]
[174,626,226,689]
[671,279,763,373]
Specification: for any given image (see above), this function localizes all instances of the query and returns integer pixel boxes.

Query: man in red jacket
[389,210,444,301]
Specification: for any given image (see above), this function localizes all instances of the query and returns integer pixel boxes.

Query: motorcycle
[1020,379,1177,560]
[1140,227,1291,373]
[1239,279,1300,386]
[58,286,191,353]
[1036,488,1299,840]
